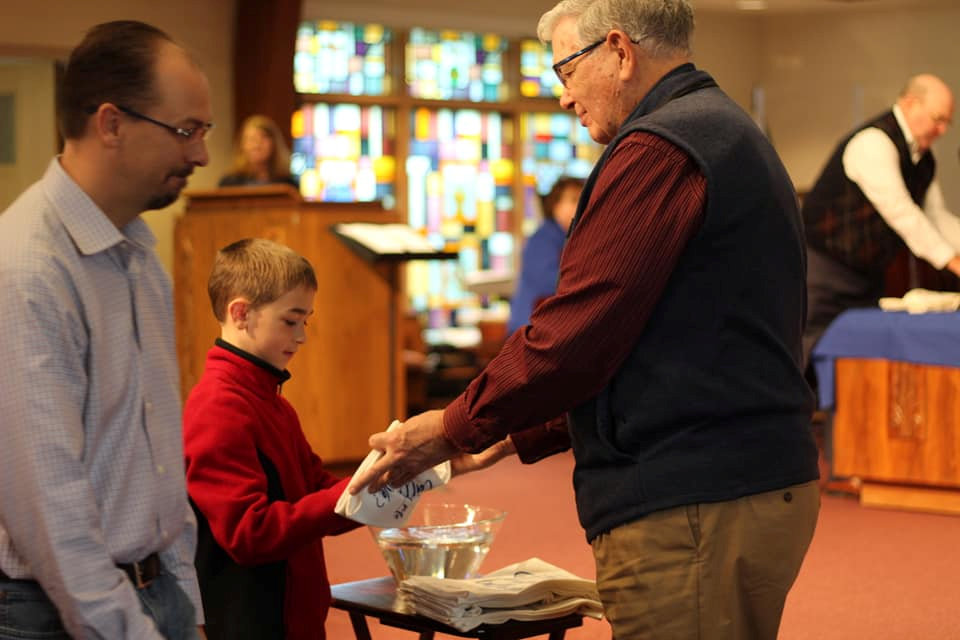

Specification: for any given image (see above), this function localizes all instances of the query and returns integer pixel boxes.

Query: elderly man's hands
[347,410,457,494]
[347,410,517,494]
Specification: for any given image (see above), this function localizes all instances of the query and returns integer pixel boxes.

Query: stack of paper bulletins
[397,557,604,631]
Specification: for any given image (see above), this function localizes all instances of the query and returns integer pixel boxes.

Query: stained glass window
[406,29,507,102]
[519,39,563,99]
[405,108,514,326]
[289,21,607,327]
[520,112,602,235]
[291,103,396,206]
[294,21,391,96]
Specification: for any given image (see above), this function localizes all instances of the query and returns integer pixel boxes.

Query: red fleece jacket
[184,344,360,639]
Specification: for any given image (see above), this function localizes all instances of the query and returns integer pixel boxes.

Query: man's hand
[347,410,459,494]
[947,255,960,278]
[450,437,516,477]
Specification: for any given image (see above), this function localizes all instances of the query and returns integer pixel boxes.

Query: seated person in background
[507,176,584,333]
[802,74,958,367]
[219,114,299,188]
[182,238,360,639]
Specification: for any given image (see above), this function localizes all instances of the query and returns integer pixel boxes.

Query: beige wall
[692,12,764,111]
[0,0,235,271]
[0,60,57,210]
[759,5,960,205]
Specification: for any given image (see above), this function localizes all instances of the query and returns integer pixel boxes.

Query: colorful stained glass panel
[520,39,563,99]
[520,112,602,235]
[291,103,396,205]
[406,108,515,324]
[406,29,507,102]
[294,21,391,96]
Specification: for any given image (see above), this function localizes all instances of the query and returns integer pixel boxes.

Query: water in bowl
[376,524,495,581]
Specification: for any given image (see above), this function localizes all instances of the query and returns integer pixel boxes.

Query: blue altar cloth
[811,309,960,409]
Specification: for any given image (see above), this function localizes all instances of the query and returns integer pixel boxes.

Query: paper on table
[335,420,451,527]
[397,557,604,631]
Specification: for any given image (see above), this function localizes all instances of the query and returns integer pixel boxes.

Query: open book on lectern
[331,223,459,263]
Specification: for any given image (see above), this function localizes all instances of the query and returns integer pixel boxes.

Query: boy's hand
[450,437,516,477]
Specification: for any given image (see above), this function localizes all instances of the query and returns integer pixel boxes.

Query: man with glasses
[0,20,211,639]
[349,1,820,638]
[802,74,959,367]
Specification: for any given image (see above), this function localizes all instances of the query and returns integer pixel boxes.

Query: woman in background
[507,176,585,333]
[219,114,298,188]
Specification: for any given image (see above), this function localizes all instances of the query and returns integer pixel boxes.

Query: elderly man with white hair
[350,1,821,637]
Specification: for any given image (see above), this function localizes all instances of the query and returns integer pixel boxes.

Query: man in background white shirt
[802,74,957,365]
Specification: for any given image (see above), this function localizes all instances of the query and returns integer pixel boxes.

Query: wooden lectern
[174,185,404,462]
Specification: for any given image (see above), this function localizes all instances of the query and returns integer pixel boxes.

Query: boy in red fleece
[183,238,361,640]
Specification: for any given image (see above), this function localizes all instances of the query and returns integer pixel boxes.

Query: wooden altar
[174,185,404,462]
[833,357,960,515]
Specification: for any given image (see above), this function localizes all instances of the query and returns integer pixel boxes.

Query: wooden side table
[331,577,585,640]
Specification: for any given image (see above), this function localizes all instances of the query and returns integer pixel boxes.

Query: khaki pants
[592,481,819,640]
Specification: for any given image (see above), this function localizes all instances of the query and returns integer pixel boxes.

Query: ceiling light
[735,0,769,9]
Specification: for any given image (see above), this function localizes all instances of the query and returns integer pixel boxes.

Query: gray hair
[537,0,694,59]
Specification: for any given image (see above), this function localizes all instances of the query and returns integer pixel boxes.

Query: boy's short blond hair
[208,238,318,322]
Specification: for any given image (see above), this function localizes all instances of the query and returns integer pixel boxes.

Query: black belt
[1,552,161,590]
[118,552,162,589]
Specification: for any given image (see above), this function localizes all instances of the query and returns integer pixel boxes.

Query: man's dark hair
[57,20,174,140]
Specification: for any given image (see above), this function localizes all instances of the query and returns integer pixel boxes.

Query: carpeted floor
[323,451,960,639]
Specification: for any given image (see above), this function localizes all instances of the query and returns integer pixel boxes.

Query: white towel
[879,288,960,314]
[397,557,604,631]
[335,420,451,527]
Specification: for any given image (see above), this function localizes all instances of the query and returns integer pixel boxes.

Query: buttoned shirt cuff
[442,396,497,454]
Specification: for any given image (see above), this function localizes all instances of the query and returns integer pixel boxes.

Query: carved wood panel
[833,358,960,487]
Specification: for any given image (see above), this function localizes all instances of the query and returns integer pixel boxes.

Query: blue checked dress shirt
[0,159,202,638]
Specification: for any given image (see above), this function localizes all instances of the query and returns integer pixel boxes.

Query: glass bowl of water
[371,503,506,583]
